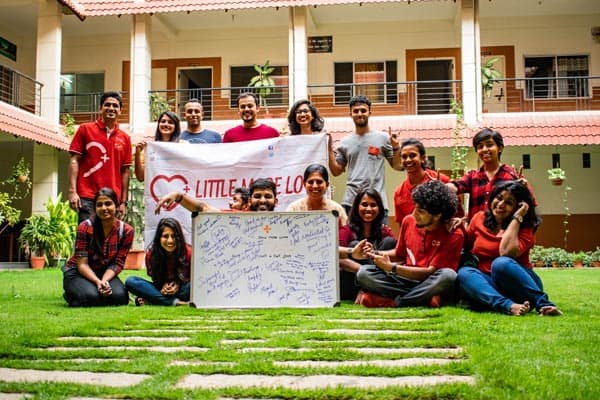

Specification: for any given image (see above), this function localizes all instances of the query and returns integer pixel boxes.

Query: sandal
[135,297,145,307]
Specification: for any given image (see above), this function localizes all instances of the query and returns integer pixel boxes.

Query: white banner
[144,134,328,244]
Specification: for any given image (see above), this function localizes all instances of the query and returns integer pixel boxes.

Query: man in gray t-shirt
[328,95,402,215]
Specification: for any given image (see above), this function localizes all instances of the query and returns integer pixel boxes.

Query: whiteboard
[190,211,340,308]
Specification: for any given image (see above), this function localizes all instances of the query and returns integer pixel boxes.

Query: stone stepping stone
[121,329,247,334]
[273,358,457,368]
[176,373,474,389]
[310,329,433,335]
[43,346,209,353]
[236,347,460,354]
[329,318,427,323]
[0,367,149,387]
[220,339,268,345]
[58,336,188,343]
[349,347,463,355]
[0,394,32,400]
[170,360,237,367]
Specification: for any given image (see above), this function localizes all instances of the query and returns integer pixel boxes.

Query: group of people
[63,90,561,316]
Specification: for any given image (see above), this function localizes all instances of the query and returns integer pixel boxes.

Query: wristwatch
[513,214,523,223]
[347,247,353,258]
[391,264,397,275]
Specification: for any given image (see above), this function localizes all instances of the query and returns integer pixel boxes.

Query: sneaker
[429,295,441,308]
[359,292,395,308]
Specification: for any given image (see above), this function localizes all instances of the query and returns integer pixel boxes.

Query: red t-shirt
[395,215,464,271]
[466,211,535,274]
[393,170,450,224]
[222,124,280,143]
[69,119,132,201]
[338,224,395,248]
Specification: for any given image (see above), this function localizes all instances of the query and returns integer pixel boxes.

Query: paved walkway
[0,309,474,397]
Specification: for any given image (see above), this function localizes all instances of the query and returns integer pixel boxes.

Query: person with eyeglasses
[287,99,325,135]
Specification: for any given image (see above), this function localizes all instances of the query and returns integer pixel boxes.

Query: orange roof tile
[60,0,431,17]
[134,112,600,148]
[0,102,71,151]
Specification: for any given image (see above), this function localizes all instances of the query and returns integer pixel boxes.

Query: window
[60,72,104,113]
[334,61,397,105]
[524,55,589,99]
[230,66,288,108]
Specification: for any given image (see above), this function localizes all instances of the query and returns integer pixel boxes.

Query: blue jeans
[125,276,190,306]
[457,256,556,314]
[356,265,456,307]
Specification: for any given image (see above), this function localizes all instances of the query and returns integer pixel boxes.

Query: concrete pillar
[32,0,61,213]
[288,7,308,105]
[460,0,481,125]
[129,14,152,136]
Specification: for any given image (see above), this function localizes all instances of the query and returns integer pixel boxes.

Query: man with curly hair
[354,180,464,308]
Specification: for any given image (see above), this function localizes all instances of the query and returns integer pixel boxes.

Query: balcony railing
[0,64,43,115]
[53,76,600,125]
[489,76,600,112]
[308,80,462,117]
[149,86,290,121]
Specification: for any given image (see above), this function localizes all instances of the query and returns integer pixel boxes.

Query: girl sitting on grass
[62,187,133,307]
[126,218,191,306]
[457,180,561,316]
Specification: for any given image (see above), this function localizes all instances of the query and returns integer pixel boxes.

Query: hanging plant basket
[551,178,564,186]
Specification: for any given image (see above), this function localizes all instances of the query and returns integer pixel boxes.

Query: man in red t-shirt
[355,180,464,308]
[222,92,280,143]
[68,91,132,222]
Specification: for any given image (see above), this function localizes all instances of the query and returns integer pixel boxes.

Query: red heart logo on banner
[150,174,189,211]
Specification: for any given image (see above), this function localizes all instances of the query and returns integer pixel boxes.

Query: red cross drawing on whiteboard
[263,225,271,234]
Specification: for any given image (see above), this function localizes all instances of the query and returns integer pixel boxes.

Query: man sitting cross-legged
[355,180,464,308]
[155,178,278,214]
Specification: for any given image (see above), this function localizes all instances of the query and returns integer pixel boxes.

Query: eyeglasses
[295,109,311,115]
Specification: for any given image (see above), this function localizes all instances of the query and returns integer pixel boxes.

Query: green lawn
[0,267,598,399]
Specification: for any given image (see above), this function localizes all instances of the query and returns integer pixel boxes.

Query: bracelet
[175,193,183,203]
[391,264,397,275]
[512,214,523,223]
[347,247,353,259]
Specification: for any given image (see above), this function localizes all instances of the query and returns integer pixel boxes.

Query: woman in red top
[457,181,561,316]
[125,218,191,306]
[339,188,396,300]
[62,188,133,307]
[393,138,450,228]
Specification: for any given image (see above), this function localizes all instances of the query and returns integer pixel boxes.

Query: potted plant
[248,60,275,114]
[571,251,586,268]
[18,214,54,269]
[481,57,502,103]
[547,167,566,186]
[590,247,600,268]
[0,158,32,229]
[45,194,78,267]
[123,169,145,269]
[529,245,546,268]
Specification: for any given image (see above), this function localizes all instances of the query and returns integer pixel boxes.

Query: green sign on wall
[0,36,17,61]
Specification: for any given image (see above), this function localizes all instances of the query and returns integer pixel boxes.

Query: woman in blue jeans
[457,180,561,316]
[126,218,191,306]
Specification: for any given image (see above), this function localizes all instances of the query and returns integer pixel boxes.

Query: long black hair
[287,99,324,135]
[148,218,189,285]
[154,111,181,142]
[348,188,386,247]
[90,187,120,255]
[484,180,541,231]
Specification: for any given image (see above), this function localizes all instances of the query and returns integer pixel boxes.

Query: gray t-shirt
[335,130,393,210]
[180,129,222,144]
